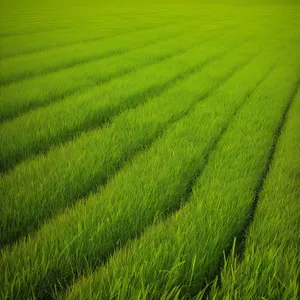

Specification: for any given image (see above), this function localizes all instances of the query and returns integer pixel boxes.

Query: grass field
[0,1,299,299]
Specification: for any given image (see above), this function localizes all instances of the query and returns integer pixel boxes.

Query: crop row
[0,6,192,39]
[0,30,255,171]
[62,47,300,300]
[0,13,193,58]
[0,35,262,244]
[1,4,297,59]
[1,10,296,123]
[0,4,241,43]
[2,6,294,86]
[1,39,293,299]
[0,20,235,121]
[0,18,201,85]
[207,87,300,300]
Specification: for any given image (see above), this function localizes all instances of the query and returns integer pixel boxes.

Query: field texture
[0,1,299,299]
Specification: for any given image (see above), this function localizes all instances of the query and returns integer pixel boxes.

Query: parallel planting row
[208,86,300,300]
[0,11,194,58]
[0,30,256,171]
[0,5,267,57]
[0,3,299,300]
[0,21,243,122]
[64,49,300,300]
[1,32,276,244]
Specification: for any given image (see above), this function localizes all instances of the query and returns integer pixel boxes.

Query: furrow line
[0,44,278,299]
[0,51,201,172]
[0,45,211,171]
[57,84,248,298]
[63,50,279,296]
[0,38,196,122]
[0,37,259,245]
[207,87,300,300]
[0,17,209,87]
[0,17,196,59]
[0,30,182,87]
[236,76,300,256]
[0,34,250,172]
[48,50,256,220]
[0,15,176,37]
[0,25,71,38]
[184,62,277,200]
[58,47,300,300]
[0,17,187,57]
[171,60,276,234]
[0,18,237,85]
[180,61,281,300]
[191,56,300,300]
[0,22,226,123]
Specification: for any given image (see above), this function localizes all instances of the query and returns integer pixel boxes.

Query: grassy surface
[0,20,226,120]
[0,36,262,244]
[0,31,253,171]
[0,2,299,299]
[62,47,300,300]
[207,87,300,300]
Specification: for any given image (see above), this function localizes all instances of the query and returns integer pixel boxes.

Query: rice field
[0,1,299,299]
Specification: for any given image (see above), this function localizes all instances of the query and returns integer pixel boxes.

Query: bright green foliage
[0,32,255,171]
[207,88,300,300]
[0,20,196,85]
[62,48,300,300]
[0,43,281,298]
[0,37,262,244]
[0,2,299,300]
[0,21,226,121]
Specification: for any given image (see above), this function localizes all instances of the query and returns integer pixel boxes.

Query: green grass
[0,35,261,244]
[2,40,262,174]
[0,21,216,121]
[61,46,300,300]
[0,29,253,171]
[0,19,197,85]
[0,2,299,299]
[0,11,189,58]
[207,87,300,300]
[0,43,296,299]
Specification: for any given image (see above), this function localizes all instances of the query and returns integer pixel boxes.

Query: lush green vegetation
[0,1,299,299]
[208,87,300,300]
[0,21,223,120]
[0,32,255,171]
[62,47,300,300]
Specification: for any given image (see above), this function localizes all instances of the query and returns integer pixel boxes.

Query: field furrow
[1,5,284,59]
[0,22,236,122]
[0,25,72,38]
[0,35,260,244]
[208,86,300,300]
[0,35,269,245]
[0,19,203,85]
[61,46,300,300]
[0,16,194,59]
[0,40,283,299]
[0,12,181,38]
[1,4,299,300]
[0,12,289,123]
[0,7,232,44]
[0,32,254,171]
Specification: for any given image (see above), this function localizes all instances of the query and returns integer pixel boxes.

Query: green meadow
[0,1,299,299]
